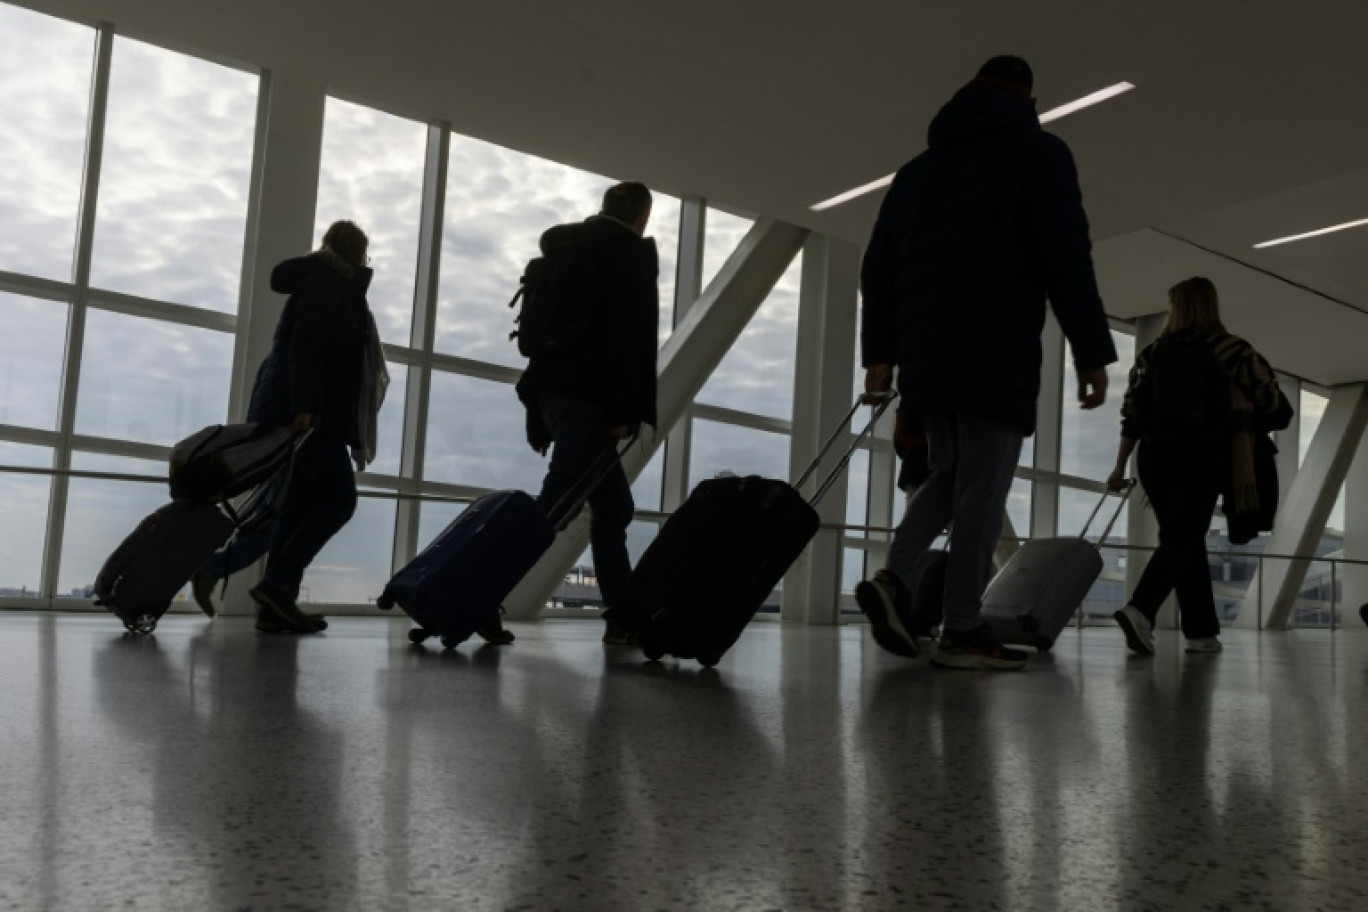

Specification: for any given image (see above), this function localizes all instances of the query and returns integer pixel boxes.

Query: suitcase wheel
[125,614,158,636]
[377,594,394,611]
[642,645,665,662]
[408,628,431,645]
[1035,639,1053,653]
[698,655,720,669]
[440,633,469,650]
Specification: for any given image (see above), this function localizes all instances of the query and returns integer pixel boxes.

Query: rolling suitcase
[377,435,634,649]
[979,482,1133,651]
[94,500,236,634]
[624,394,896,668]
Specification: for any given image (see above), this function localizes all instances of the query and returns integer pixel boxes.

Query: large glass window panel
[424,372,547,491]
[845,449,870,528]
[631,445,664,514]
[1295,390,1346,534]
[0,5,92,282]
[1005,476,1032,543]
[59,452,167,598]
[700,209,752,292]
[300,493,396,605]
[550,521,659,611]
[697,240,802,420]
[75,310,232,445]
[1057,484,1132,540]
[435,137,609,369]
[315,98,425,346]
[0,443,53,594]
[652,196,681,347]
[0,292,68,430]
[688,419,789,490]
[366,362,407,478]
[90,38,256,311]
[1060,329,1133,479]
[416,500,466,554]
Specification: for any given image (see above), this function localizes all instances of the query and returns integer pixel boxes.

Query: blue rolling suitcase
[377,436,633,649]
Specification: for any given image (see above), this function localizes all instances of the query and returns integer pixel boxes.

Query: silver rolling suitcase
[980,483,1132,651]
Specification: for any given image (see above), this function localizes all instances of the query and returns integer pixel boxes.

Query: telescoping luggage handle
[1079,480,1135,544]
[794,391,898,508]
[544,430,641,532]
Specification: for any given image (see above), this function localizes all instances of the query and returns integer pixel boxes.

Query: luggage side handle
[1079,480,1135,545]
[794,391,897,508]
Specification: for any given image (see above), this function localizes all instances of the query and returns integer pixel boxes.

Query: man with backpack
[857,56,1117,670]
[514,182,659,644]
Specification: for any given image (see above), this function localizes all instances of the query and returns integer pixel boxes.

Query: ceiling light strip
[1253,217,1368,249]
[811,81,1136,211]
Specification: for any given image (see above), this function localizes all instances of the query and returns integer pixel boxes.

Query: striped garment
[1119,331,1284,439]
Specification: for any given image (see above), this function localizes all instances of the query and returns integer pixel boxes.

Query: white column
[1246,383,1368,629]
[781,234,860,624]
[502,218,810,618]
[220,71,327,616]
[660,198,705,512]
[1030,313,1065,540]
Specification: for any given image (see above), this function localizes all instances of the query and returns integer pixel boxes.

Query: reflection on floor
[1,612,1366,911]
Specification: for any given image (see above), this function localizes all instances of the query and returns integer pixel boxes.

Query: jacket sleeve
[1027,135,1116,372]
[860,174,903,368]
[605,241,659,429]
[286,279,337,421]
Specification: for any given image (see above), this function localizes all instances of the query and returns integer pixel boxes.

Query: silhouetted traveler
[245,220,385,634]
[1108,277,1287,655]
[515,182,659,645]
[857,55,1117,670]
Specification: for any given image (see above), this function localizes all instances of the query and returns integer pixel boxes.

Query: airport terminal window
[58,452,169,599]
[1298,389,1345,534]
[300,494,396,605]
[1060,329,1133,481]
[0,443,53,595]
[423,370,548,492]
[89,36,256,312]
[1005,475,1032,540]
[1056,482,1131,544]
[416,500,466,554]
[74,309,233,446]
[688,418,789,490]
[316,97,426,347]
[0,292,68,431]
[365,362,407,479]
[844,448,870,529]
[0,4,92,282]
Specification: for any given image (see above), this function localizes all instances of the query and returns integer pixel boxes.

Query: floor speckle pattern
[1,612,1366,911]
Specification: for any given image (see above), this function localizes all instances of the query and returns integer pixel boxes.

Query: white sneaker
[1114,605,1155,655]
[1184,637,1224,654]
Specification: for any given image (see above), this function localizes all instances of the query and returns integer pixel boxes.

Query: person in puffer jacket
[244,220,374,634]
[857,56,1117,670]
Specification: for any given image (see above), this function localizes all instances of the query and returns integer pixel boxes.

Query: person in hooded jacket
[857,56,1117,670]
[244,220,377,634]
[515,182,658,645]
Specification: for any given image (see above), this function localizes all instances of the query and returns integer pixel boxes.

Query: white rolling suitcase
[980,483,1132,651]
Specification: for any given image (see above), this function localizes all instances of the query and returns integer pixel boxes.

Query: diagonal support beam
[1240,383,1368,629]
[503,218,810,619]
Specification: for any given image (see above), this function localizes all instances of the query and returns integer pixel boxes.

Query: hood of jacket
[927,82,1040,150]
[540,214,641,257]
[270,251,375,295]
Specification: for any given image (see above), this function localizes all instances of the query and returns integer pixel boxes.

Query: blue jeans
[260,435,357,602]
[535,394,634,609]
[885,412,1023,633]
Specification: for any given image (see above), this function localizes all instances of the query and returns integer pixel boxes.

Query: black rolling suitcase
[622,394,896,668]
[378,434,635,649]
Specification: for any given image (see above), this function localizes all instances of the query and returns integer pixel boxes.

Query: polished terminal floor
[1,613,1366,911]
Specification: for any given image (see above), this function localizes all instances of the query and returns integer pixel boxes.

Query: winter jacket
[861,81,1117,435]
[247,252,374,447]
[515,215,659,429]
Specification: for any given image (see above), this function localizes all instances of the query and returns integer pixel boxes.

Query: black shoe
[249,584,325,634]
[191,571,217,618]
[854,574,920,658]
[932,623,1028,670]
[475,609,515,645]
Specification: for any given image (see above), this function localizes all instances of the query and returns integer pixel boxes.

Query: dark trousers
[261,435,357,603]
[536,394,633,609]
[1130,440,1223,639]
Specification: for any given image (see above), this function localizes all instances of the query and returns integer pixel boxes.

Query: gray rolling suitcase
[980,483,1132,651]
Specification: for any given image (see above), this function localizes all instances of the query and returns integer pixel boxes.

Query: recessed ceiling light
[811,81,1136,212]
[1253,217,1368,249]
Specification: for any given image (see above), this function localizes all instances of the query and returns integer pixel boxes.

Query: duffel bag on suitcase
[622,393,896,668]
[169,422,300,503]
[980,482,1133,651]
[94,500,236,634]
[378,434,636,649]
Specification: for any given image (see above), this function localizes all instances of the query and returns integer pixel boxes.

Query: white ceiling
[21,0,1368,385]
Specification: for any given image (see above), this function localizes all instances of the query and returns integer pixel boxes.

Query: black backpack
[509,253,591,359]
[1134,335,1231,439]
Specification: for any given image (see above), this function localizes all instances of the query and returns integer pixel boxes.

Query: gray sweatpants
[886,412,1023,633]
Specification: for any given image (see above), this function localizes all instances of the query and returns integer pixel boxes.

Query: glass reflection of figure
[94,632,355,907]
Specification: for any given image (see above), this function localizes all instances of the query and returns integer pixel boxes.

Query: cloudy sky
[0,2,1334,605]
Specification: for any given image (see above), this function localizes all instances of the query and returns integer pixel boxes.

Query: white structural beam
[660,197,706,512]
[219,71,327,616]
[1030,312,1065,541]
[502,218,810,619]
[1244,383,1368,629]
[782,234,860,624]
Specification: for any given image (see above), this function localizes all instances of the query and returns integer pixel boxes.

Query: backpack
[1133,335,1231,440]
[508,255,571,358]
[168,422,298,503]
